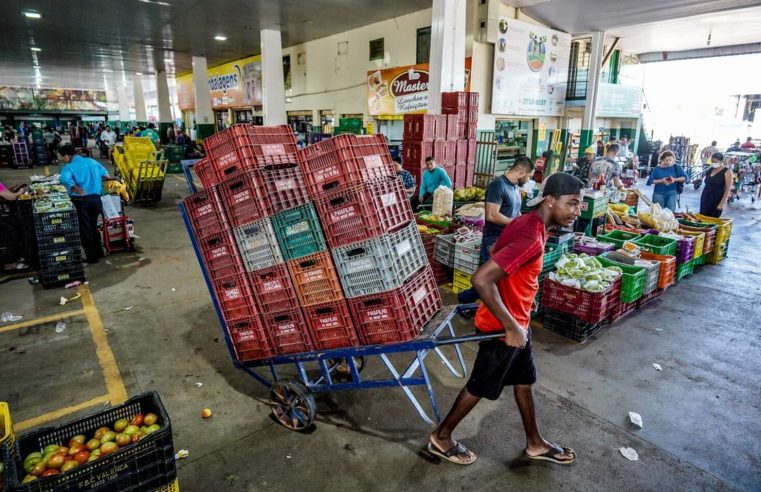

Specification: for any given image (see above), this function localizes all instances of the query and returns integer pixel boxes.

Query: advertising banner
[0,87,35,110]
[176,55,263,111]
[367,58,472,116]
[0,87,107,111]
[596,83,642,117]
[491,18,571,116]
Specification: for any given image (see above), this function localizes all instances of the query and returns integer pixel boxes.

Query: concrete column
[427,0,467,113]
[133,75,147,122]
[117,84,130,122]
[580,31,605,151]
[260,28,287,125]
[192,56,215,139]
[156,69,173,122]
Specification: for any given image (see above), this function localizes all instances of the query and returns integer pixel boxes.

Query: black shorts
[466,331,536,400]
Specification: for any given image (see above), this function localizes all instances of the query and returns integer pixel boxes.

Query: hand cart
[178,167,500,430]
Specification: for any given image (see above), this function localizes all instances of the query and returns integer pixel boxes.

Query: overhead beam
[638,43,761,63]
[601,37,620,67]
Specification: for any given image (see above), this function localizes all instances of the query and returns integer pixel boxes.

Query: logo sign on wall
[176,54,262,111]
[491,18,571,116]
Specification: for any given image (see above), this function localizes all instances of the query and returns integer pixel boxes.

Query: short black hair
[58,144,77,156]
[711,141,717,146]
[511,156,535,172]
[607,143,620,153]
[148,123,156,129]
[711,152,724,162]
[608,136,616,141]
[425,156,434,164]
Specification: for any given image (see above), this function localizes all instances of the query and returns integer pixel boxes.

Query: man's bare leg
[514,385,575,462]
[428,386,480,463]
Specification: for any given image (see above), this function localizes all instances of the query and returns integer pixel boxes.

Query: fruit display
[453,186,485,201]
[18,412,161,483]
[548,253,622,293]
[637,203,679,232]
[416,224,441,234]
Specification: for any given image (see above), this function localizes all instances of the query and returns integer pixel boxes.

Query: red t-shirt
[474,211,547,333]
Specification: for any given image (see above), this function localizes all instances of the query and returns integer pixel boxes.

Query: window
[566,39,591,101]
[369,38,384,61]
[416,27,431,64]
[282,55,292,91]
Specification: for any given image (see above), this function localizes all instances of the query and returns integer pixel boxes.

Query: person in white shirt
[617,135,632,159]
[100,126,117,161]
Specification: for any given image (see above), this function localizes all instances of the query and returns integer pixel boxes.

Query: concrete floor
[1,164,759,491]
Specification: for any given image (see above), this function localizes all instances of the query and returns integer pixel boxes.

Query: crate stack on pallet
[12,141,32,169]
[30,127,47,166]
[302,134,443,345]
[33,189,86,289]
[441,91,479,188]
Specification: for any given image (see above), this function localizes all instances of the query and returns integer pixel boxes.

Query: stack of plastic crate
[33,205,85,289]
[301,134,442,345]
[401,114,435,190]
[30,128,47,166]
[12,142,31,169]
[442,92,479,188]
[0,143,13,168]
[117,137,168,203]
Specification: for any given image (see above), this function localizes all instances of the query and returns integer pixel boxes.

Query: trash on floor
[628,412,643,428]
[123,305,134,311]
[652,363,663,371]
[175,449,189,460]
[1,312,23,323]
[55,322,66,334]
[59,292,82,305]
[64,280,83,289]
[195,382,203,388]
[619,447,639,461]
[201,408,212,419]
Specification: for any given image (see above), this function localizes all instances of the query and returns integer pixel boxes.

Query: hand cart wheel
[328,356,366,378]
[269,380,316,431]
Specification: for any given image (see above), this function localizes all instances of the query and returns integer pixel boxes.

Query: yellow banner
[367,58,472,116]
[176,54,262,111]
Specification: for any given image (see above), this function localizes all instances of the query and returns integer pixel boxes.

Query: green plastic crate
[631,234,677,256]
[579,195,609,220]
[597,256,647,303]
[676,259,695,280]
[541,243,565,273]
[694,254,706,267]
[166,162,183,174]
[271,203,327,261]
[596,229,641,249]
[165,144,186,163]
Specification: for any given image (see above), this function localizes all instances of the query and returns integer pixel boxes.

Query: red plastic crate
[455,140,469,166]
[458,121,477,140]
[441,92,469,110]
[193,157,217,188]
[198,232,244,278]
[609,298,637,324]
[467,139,477,166]
[445,115,459,141]
[348,266,442,345]
[212,272,258,321]
[259,163,309,213]
[636,288,665,308]
[541,277,622,324]
[468,92,479,108]
[184,187,229,239]
[287,251,344,306]
[303,300,359,350]
[205,124,300,175]
[313,175,414,248]
[465,162,475,188]
[403,114,436,141]
[430,260,450,284]
[218,170,272,228]
[465,107,479,123]
[227,316,275,362]
[453,165,468,189]
[402,140,432,168]
[299,134,394,197]
[263,308,313,354]
[434,114,448,141]
[248,264,300,313]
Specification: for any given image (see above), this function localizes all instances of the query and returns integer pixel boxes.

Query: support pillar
[260,28,287,126]
[133,75,147,125]
[427,0,467,114]
[580,31,605,151]
[156,69,173,144]
[192,56,215,140]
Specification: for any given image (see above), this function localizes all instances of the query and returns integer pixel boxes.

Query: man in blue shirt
[58,144,110,263]
[413,156,452,210]
[393,160,416,198]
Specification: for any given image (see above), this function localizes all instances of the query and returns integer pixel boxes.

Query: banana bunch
[608,203,630,216]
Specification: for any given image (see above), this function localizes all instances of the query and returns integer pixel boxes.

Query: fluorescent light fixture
[138,0,170,5]
[214,35,227,41]
[23,11,42,19]
[30,47,41,52]
[136,72,143,75]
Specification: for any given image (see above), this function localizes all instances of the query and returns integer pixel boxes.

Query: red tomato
[41,469,60,477]
[74,451,90,465]
[130,414,144,426]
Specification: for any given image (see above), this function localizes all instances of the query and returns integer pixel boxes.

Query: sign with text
[596,83,642,117]
[176,54,262,111]
[491,18,571,116]
[367,58,472,116]
[0,86,107,111]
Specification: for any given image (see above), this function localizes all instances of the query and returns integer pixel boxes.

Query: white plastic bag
[432,185,454,218]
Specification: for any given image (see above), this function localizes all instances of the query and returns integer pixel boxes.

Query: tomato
[93,427,110,440]
[101,431,117,443]
[22,474,38,483]
[113,419,129,432]
[115,433,131,447]
[40,469,60,477]
[55,447,69,456]
[31,462,47,476]
[130,414,144,426]
[68,444,85,456]
[61,460,78,472]
[74,451,90,465]
[68,435,86,447]
[146,424,161,435]
[42,444,59,456]
[123,425,139,436]
[23,456,42,474]
[100,442,119,455]
[143,413,158,426]
[46,454,65,470]
[131,432,144,443]
[86,439,101,451]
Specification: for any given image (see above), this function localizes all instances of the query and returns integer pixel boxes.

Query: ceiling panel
[0,0,432,91]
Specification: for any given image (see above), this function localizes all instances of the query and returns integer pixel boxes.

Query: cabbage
[549,252,619,293]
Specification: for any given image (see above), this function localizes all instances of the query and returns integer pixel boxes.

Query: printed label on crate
[53,236,65,244]
[274,322,297,334]
[77,463,130,489]
[243,236,268,249]
[330,205,358,222]
[261,144,287,155]
[262,279,284,292]
[219,152,238,167]
[235,329,256,341]
[316,165,340,182]
[223,286,243,300]
[303,269,327,281]
[395,239,412,257]
[318,315,340,329]
[212,245,230,258]
[275,178,296,191]
[55,255,67,262]
[412,286,428,305]
[380,192,398,207]
[286,220,310,235]
[233,189,251,204]
[57,273,71,280]
[363,155,384,169]
[51,218,62,224]
[346,257,377,274]
[365,308,391,321]
[197,202,214,216]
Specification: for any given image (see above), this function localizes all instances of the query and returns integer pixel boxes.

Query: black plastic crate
[38,247,83,270]
[10,392,176,491]
[37,230,82,251]
[541,308,609,343]
[33,210,79,235]
[40,260,85,289]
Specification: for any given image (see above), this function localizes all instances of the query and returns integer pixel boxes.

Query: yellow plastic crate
[0,402,13,446]
[694,214,732,245]
[156,479,180,491]
[678,229,705,259]
[123,136,156,151]
[452,269,473,294]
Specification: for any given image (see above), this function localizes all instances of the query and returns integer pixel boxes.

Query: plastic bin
[348,266,442,346]
[183,187,229,239]
[602,251,661,295]
[33,209,79,235]
[678,229,705,259]
[452,269,472,294]
[217,171,271,229]
[694,214,732,245]
[262,309,313,355]
[632,234,678,257]
[403,114,436,141]
[676,259,695,280]
[233,218,283,272]
[579,195,609,220]
[212,272,258,322]
[332,222,427,298]
[596,230,641,249]
[453,237,481,275]
[258,164,309,214]
[226,316,275,362]
[596,256,647,302]
[303,300,359,350]
[197,232,243,279]
[11,392,176,492]
[0,402,13,447]
[639,251,677,290]
[609,299,638,323]
[271,203,327,261]
[287,252,343,306]
[541,308,608,343]
[248,264,300,314]
[434,233,457,267]
[541,276,621,324]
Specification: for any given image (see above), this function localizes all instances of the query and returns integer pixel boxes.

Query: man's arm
[440,169,453,188]
[59,166,75,192]
[484,202,513,226]
[471,261,527,348]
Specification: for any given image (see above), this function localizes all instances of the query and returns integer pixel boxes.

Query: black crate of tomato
[10,392,176,491]
[541,308,609,343]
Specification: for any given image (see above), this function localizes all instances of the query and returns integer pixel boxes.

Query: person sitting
[727,140,742,152]
[573,147,596,185]
[740,137,756,150]
[412,157,452,210]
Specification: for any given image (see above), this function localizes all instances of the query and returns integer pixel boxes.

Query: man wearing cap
[590,144,625,190]
[58,144,111,264]
[428,173,582,466]
[573,146,596,185]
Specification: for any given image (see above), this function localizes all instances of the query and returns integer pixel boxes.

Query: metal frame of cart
[179,160,499,430]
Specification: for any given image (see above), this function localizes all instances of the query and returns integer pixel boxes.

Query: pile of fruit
[638,204,679,232]
[19,412,160,484]
[453,187,485,201]
[416,224,441,235]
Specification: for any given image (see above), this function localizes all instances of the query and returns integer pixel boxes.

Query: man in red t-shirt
[428,173,584,466]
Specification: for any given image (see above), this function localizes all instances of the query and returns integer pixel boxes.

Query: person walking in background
[412,157,452,210]
[393,160,416,198]
[700,141,719,165]
[646,150,687,211]
[699,153,733,217]
[596,140,604,157]
[590,144,625,190]
[58,144,110,264]
[740,137,756,150]
[727,140,742,152]
[141,123,161,148]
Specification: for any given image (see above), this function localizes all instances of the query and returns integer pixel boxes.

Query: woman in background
[699,153,733,217]
[646,150,686,211]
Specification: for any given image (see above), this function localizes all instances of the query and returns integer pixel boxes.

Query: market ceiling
[0,0,432,91]
[516,0,761,54]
